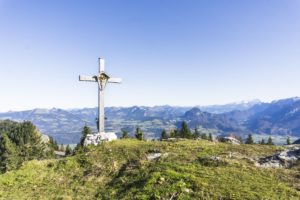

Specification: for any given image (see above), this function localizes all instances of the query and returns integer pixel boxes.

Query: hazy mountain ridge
[1,98,300,144]
[246,98,300,135]
[197,99,262,114]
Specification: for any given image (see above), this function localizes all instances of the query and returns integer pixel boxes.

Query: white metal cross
[79,58,122,133]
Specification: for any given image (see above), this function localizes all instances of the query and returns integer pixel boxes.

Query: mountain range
[1,98,300,144]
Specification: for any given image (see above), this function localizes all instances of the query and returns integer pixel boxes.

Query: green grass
[0,139,299,199]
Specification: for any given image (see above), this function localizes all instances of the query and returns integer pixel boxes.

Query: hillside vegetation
[0,139,299,199]
[0,120,55,173]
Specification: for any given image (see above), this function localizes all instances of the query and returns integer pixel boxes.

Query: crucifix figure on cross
[79,58,122,143]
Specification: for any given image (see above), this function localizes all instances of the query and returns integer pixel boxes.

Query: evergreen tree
[0,120,54,173]
[287,137,291,145]
[135,127,144,140]
[173,129,179,138]
[235,136,244,144]
[180,121,191,138]
[80,125,92,147]
[161,129,168,140]
[0,133,19,173]
[260,138,266,145]
[209,133,213,141]
[122,130,129,139]
[194,128,200,138]
[60,144,64,151]
[200,133,208,140]
[245,134,254,144]
[49,136,59,150]
[267,136,274,145]
[65,145,72,156]
[170,130,175,138]
[73,125,93,154]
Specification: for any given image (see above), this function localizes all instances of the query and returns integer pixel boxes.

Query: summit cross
[79,58,122,135]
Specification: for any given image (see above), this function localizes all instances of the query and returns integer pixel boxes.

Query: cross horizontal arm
[79,75,97,82]
[108,77,122,83]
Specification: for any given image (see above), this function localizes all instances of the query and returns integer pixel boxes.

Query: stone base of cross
[84,132,117,146]
[79,58,121,145]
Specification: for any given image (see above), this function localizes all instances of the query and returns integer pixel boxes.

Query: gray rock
[256,146,300,168]
[147,153,169,161]
[218,136,241,145]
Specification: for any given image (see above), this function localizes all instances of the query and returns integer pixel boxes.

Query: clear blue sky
[0,0,300,111]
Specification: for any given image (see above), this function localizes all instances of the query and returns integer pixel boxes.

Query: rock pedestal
[84,132,118,146]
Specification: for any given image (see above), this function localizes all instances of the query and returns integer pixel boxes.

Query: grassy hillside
[0,139,299,199]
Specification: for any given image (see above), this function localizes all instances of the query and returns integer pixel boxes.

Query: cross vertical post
[79,57,122,136]
[98,58,105,133]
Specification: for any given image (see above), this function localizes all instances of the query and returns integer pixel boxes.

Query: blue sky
[0,0,300,111]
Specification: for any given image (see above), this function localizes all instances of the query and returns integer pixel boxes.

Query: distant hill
[1,98,300,144]
[182,107,243,132]
[294,139,300,144]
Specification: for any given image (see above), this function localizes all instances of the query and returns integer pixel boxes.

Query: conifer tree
[65,145,72,156]
[161,129,168,140]
[60,144,64,151]
[49,136,59,150]
[267,136,274,145]
[235,136,244,144]
[245,134,254,144]
[260,138,266,145]
[0,120,54,173]
[194,128,200,138]
[122,130,129,139]
[180,121,191,138]
[0,133,19,172]
[79,125,92,147]
[200,133,208,140]
[209,133,213,141]
[135,127,144,140]
[173,129,179,138]
[170,130,175,138]
[287,137,291,145]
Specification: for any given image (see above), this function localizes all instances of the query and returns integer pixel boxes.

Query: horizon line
[1,96,299,113]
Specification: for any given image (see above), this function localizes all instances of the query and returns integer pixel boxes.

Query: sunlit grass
[0,139,299,199]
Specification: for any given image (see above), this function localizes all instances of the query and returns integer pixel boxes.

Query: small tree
[287,137,291,145]
[267,136,274,145]
[236,136,244,144]
[80,125,92,146]
[209,133,213,141]
[65,145,72,156]
[122,130,129,139]
[73,125,92,154]
[200,133,208,140]
[135,127,144,141]
[180,121,191,138]
[260,138,266,145]
[174,129,179,138]
[49,136,59,151]
[245,134,254,144]
[59,144,64,151]
[194,128,200,138]
[161,129,168,140]
[170,130,175,138]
